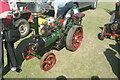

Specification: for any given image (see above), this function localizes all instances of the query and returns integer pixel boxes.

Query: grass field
[3,2,120,79]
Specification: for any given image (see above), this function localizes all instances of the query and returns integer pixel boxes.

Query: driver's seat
[73,13,85,18]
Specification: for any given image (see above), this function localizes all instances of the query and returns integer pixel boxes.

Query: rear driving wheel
[40,53,56,71]
[66,25,83,51]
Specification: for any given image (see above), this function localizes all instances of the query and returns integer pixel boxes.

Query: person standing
[51,0,74,19]
[0,0,19,79]
[109,0,120,24]
[0,9,10,80]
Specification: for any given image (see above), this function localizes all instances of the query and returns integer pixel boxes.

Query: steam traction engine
[22,5,85,71]
[98,2,120,42]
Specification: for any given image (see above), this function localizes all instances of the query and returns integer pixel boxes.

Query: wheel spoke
[72,35,76,39]
[77,35,82,39]
[73,44,77,48]
[73,42,80,48]
[51,58,54,62]
[75,30,80,34]
[76,40,81,43]
[72,39,76,43]
[76,41,80,44]
[44,64,50,69]
[44,58,51,64]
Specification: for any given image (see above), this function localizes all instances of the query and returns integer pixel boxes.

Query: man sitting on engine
[51,0,74,20]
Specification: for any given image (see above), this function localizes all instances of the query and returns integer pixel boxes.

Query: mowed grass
[4,2,119,78]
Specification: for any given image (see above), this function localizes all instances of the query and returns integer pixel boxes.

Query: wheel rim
[22,44,34,60]
[41,53,56,71]
[19,23,28,34]
[71,27,83,50]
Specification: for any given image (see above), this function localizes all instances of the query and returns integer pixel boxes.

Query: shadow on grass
[3,36,34,76]
[91,76,100,80]
[56,76,101,80]
[104,43,120,79]
[99,27,103,30]
[56,76,67,80]
[104,8,115,15]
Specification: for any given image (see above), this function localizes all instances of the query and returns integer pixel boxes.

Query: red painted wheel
[40,53,56,71]
[66,25,83,51]
[22,43,35,60]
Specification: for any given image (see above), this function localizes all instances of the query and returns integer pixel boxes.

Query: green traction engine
[22,7,85,71]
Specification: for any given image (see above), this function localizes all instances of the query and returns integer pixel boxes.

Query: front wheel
[98,33,104,40]
[40,53,56,71]
[66,25,83,51]
[98,25,107,40]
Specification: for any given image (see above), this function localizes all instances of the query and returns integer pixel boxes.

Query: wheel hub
[19,24,27,33]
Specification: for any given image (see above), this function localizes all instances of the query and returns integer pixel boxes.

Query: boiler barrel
[34,30,60,50]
